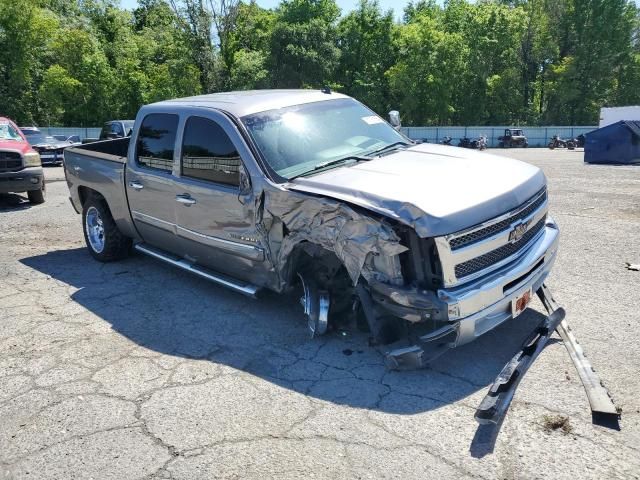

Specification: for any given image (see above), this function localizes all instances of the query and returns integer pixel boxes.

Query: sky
[120,0,412,15]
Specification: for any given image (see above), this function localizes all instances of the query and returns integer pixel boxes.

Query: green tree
[39,27,115,125]
[544,0,637,123]
[336,0,396,114]
[0,0,57,124]
[269,0,341,88]
[387,12,468,125]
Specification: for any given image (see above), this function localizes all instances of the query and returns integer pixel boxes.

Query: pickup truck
[1,117,46,204]
[63,90,559,368]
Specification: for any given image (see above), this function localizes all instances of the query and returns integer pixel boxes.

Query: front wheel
[82,196,131,262]
[548,142,555,149]
[27,183,46,204]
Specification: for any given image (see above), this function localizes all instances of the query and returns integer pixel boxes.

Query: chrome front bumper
[385,216,559,369]
[442,216,559,345]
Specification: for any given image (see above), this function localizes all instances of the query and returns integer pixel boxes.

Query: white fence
[400,126,597,147]
[38,127,102,140]
[37,125,597,147]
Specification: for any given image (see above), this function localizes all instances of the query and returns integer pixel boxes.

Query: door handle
[129,181,144,190]
[176,194,196,206]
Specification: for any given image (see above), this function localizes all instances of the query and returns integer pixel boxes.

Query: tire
[499,141,505,148]
[28,183,46,204]
[523,142,529,148]
[82,196,131,262]
[548,142,555,149]
[568,142,576,150]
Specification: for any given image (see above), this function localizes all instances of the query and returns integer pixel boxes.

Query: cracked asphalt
[1,149,639,479]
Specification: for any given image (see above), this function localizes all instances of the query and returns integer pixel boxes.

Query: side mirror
[388,110,401,130]
[238,166,252,200]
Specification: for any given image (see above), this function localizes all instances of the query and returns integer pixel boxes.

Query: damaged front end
[258,183,559,372]
[355,188,559,370]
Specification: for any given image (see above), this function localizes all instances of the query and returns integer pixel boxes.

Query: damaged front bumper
[383,217,560,369]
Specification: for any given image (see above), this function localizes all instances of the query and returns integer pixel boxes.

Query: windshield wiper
[290,155,371,180]
[367,141,412,157]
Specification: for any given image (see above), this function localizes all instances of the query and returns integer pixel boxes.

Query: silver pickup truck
[64,89,559,368]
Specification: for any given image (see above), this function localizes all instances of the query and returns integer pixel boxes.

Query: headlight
[24,152,41,167]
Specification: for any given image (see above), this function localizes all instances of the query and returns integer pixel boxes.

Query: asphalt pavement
[1,149,639,479]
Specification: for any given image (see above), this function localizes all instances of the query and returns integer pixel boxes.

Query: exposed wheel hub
[298,273,330,337]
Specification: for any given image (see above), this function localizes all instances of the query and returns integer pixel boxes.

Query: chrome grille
[454,217,546,278]
[435,187,550,286]
[0,151,22,171]
[449,188,547,250]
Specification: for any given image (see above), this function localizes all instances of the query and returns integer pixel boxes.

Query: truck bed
[68,137,130,163]
[64,137,138,238]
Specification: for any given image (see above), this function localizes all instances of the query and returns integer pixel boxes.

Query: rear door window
[181,116,241,186]
[136,113,178,172]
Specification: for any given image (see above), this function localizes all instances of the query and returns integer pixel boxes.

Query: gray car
[63,90,559,368]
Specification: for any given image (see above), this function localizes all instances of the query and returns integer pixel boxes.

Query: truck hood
[0,139,31,155]
[288,143,546,237]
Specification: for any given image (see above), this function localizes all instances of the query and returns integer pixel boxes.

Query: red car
[0,117,45,204]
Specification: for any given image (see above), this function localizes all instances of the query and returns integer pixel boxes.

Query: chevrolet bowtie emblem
[508,220,531,243]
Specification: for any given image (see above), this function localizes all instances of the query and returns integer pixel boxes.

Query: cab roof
[151,89,349,118]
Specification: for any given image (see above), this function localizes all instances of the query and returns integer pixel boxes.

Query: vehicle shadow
[0,193,31,211]
[21,247,548,417]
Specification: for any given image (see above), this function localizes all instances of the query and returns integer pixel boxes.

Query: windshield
[21,129,40,136]
[0,122,24,141]
[242,98,408,180]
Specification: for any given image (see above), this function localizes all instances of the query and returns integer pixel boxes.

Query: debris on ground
[543,415,574,434]
[625,262,640,271]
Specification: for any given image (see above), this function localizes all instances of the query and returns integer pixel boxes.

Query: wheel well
[78,186,105,206]
[286,243,345,286]
[287,242,355,327]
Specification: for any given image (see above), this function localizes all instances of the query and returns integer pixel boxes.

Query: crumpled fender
[260,189,407,288]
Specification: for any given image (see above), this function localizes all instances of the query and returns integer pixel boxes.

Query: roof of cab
[150,89,349,118]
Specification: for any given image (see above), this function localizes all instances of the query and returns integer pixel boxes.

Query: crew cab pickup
[64,90,559,367]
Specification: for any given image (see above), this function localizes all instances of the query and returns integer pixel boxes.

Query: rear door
[172,113,265,281]
[125,113,182,253]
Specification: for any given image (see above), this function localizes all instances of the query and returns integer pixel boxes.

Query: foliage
[0,0,638,126]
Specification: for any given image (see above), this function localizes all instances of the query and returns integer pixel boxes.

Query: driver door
[171,113,266,283]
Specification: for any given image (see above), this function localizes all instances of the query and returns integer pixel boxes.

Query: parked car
[26,134,78,165]
[100,120,134,140]
[82,120,135,144]
[19,126,41,137]
[53,134,81,144]
[548,135,575,150]
[498,128,528,148]
[64,90,559,368]
[1,117,45,203]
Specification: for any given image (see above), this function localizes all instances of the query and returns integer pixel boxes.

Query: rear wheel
[82,196,131,262]
[27,183,46,204]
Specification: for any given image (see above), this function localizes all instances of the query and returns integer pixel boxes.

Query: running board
[134,243,260,298]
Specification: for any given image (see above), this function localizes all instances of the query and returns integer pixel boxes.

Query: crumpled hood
[288,143,546,237]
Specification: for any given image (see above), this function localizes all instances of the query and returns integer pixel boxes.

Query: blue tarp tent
[584,120,640,165]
